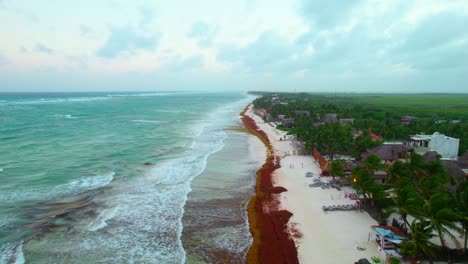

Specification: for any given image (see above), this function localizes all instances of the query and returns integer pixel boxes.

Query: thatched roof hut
[362,144,408,162]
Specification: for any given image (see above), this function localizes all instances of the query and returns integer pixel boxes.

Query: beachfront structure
[355,129,382,141]
[409,132,460,159]
[400,116,417,125]
[321,113,338,123]
[370,226,410,259]
[408,134,431,147]
[362,144,408,164]
[276,114,286,121]
[282,118,295,129]
[254,108,270,121]
[428,132,459,159]
[424,151,468,181]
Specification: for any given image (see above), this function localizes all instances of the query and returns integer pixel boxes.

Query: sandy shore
[245,105,381,263]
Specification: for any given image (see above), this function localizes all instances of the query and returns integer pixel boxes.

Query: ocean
[0,92,260,263]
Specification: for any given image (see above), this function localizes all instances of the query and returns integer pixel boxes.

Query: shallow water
[0,92,255,263]
[182,129,262,263]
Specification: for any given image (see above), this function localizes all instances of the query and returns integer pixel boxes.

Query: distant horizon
[1,90,468,95]
[1,1,468,93]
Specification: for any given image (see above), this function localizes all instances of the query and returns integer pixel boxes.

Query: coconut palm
[352,167,386,204]
[418,160,450,198]
[388,186,424,229]
[408,153,427,179]
[421,192,462,249]
[328,160,344,181]
[407,219,438,263]
[363,154,385,172]
[387,160,412,186]
[452,182,468,253]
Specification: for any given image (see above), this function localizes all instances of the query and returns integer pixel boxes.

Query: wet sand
[182,128,265,263]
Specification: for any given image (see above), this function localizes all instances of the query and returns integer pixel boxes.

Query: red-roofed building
[355,129,382,141]
[400,116,417,125]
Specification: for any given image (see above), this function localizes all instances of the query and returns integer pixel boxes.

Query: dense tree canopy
[252,93,468,154]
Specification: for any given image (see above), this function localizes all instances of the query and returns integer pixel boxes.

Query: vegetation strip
[241,105,299,264]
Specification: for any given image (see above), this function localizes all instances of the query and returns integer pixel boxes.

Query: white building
[429,132,459,159]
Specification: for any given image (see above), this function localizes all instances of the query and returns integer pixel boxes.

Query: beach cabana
[370,226,409,259]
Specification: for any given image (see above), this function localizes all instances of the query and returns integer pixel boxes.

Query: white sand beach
[246,105,382,263]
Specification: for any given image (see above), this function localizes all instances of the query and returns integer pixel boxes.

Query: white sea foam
[63,114,76,119]
[156,109,187,114]
[0,241,24,264]
[53,114,78,119]
[63,95,256,263]
[107,92,176,97]
[7,94,256,263]
[131,120,165,124]
[60,172,114,193]
[87,206,120,231]
[3,97,111,105]
[13,242,24,264]
[0,172,114,203]
[211,225,252,253]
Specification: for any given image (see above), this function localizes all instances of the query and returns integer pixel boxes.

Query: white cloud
[188,21,217,48]
[34,43,54,54]
[97,26,160,58]
[0,0,468,92]
[0,52,9,65]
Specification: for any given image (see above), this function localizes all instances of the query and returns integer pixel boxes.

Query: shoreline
[241,105,299,264]
[181,124,261,263]
[243,103,382,263]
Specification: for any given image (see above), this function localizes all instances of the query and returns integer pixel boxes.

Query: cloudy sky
[0,0,467,93]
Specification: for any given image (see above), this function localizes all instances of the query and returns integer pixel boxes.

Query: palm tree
[387,160,412,186]
[406,219,438,263]
[363,154,385,172]
[408,153,427,179]
[352,167,385,206]
[422,192,462,249]
[452,182,468,253]
[353,167,375,201]
[353,129,374,160]
[388,186,424,229]
[418,160,450,199]
[328,160,344,181]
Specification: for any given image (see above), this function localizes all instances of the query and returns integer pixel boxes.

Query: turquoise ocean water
[0,92,258,263]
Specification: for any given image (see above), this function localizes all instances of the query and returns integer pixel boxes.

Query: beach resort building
[276,114,286,121]
[428,132,459,159]
[355,129,382,141]
[409,132,459,159]
[361,143,408,163]
[400,116,417,125]
[370,226,410,260]
[360,143,409,183]
[254,108,270,121]
[424,151,468,181]
[282,118,295,129]
[321,113,338,123]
